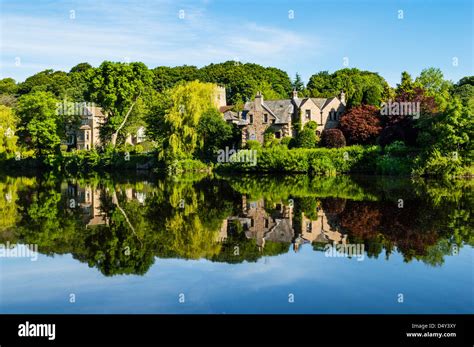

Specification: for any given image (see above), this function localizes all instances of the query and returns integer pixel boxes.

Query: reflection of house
[222,90,346,146]
[66,184,108,227]
[218,196,294,250]
[219,195,347,252]
[125,126,147,146]
[300,209,347,245]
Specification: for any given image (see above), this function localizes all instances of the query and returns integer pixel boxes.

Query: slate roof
[243,99,294,124]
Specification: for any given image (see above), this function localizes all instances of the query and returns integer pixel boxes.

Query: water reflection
[0,174,472,276]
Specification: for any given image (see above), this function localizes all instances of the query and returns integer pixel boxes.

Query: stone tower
[214,85,227,108]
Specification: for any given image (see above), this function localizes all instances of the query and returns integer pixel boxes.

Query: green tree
[196,108,236,161]
[151,81,218,162]
[396,71,415,96]
[18,70,72,99]
[307,68,389,107]
[0,105,18,158]
[292,73,305,92]
[295,127,318,148]
[16,91,60,155]
[452,76,474,114]
[88,61,153,146]
[0,78,18,95]
[415,68,452,111]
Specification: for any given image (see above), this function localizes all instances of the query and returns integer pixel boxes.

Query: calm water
[0,173,472,313]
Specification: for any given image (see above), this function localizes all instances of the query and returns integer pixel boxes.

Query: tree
[18,70,71,99]
[307,68,390,107]
[295,123,318,148]
[396,71,416,96]
[196,108,236,161]
[69,62,93,74]
[152,65,200,93]
[0,78,18,95]
[67,63,94,102]
[339,105,382,144]
[198,61,292,104]
[452,76,474,114]
[363,85,382,106]
[321,129,346,148]
[415,68,452,111]
[16,91,60,155]
[292,73,305,92]
[148,81,218,162]
[88,61,153,147]
[0,105,18,158]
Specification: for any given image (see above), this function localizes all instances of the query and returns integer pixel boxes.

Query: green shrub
[245,140,261,150]
[280,137,292,146]
[295,128,318,148]
[224,145,380,175]
[304,121,318,130]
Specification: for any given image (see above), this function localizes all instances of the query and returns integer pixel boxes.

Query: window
[265,219,269,228]
[263,113,268,123]
[275,132,281,139]
[250,219,254,227]
[305,109,311,119]
[306,222,312,233]
[249,114,253,124]
[85,131,89,141]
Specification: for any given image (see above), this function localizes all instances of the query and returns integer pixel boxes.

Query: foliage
[198,61,292,104]
[339,105,382,144]
[196,108,237,161]
[16,91,61,155]
[149,81,218,162]
[88,61,153,144]
[221,145,379,174]
[0,105,18,158]
[415,68,452,111]
[295,127,318,148]
[18,70,72,99]
[306,68,390,107]
[0,78,18,95]
[321,129,346,148]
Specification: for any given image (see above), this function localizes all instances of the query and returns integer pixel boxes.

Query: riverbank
[0,144,471,178]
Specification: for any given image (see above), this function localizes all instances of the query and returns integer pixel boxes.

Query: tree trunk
[111,92,141,147]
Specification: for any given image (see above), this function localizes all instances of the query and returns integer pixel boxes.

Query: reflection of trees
[0,173,471,276]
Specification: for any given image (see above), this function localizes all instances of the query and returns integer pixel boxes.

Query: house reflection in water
[218,195,347,252]
[64,183,108,227]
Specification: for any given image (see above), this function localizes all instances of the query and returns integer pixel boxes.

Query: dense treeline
[0,61,472,177]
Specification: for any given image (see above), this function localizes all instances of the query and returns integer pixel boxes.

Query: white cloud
[0,0,322,80]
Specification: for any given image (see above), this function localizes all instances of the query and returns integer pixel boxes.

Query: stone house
[63,104,107,150]
[222,90,346,146]
[63,104,148,150]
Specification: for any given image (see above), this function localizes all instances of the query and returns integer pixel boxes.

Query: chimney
[292,89,298,99]
[255,91,263,111]
[340,90,346,104]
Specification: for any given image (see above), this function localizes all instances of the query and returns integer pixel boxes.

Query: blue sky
[0,0,472,86]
